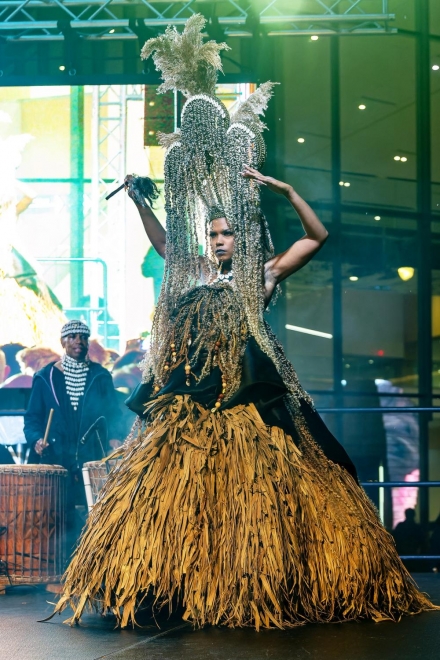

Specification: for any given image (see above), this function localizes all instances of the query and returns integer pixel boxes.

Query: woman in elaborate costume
[54,15,436,629]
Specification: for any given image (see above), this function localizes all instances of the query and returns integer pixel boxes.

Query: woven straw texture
[54,395,436,629]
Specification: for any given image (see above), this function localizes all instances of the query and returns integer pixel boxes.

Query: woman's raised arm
[125,175,166,259]
[242,165,328,293]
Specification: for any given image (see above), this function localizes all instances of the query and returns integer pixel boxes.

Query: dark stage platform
[1,575,439,660]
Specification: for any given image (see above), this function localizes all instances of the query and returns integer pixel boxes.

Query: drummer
[24,320,123,545]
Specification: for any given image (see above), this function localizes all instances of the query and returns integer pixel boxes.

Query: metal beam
[69,85,85,308]
[415,0,432,530]
[0,0,396,41]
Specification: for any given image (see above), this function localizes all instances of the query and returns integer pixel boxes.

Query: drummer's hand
[242,165,294,197]
[34,439,47,456]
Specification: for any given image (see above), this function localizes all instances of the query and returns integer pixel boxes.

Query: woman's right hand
[124,174,135,200]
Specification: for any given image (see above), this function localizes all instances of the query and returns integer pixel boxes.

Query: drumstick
[105,183,125,201]
[42,408,54,449]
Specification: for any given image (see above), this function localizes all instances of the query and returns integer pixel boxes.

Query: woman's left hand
[242,165,293,197]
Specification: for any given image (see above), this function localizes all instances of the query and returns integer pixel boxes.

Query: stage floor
[1,574,439,660]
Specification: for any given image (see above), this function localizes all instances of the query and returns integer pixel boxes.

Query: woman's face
[209,217,234,267]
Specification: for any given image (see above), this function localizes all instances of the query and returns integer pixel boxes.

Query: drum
[0,464,68,588]
[82,459,118,511]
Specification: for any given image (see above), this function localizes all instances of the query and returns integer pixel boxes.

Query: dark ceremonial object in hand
[80,416,107,445]
[105,175,160,208]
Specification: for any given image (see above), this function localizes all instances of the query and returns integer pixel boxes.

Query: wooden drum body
[0,464,68,588]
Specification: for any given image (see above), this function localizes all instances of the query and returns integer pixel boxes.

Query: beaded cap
[61,320,90,339]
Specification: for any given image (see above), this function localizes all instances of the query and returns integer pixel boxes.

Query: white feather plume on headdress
[229,82,279,132]
[141,14,230,98]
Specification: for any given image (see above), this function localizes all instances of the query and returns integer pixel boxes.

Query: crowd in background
[0,338,144,392]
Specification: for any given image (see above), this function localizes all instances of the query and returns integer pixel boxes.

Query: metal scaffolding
[0,0,396,41]
[87,84,128,348]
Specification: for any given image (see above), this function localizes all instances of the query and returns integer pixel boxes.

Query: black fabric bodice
[126,334,357,481]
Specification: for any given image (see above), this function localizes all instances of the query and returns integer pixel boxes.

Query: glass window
[431,40,440,213]
[278,36,332,204]
[283,211,334,393]
[430,0,440,36]
[340,35,417,211]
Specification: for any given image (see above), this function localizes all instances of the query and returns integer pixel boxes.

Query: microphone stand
[94,420,109,472]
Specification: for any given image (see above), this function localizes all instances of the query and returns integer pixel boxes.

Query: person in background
[0,346,60,457]
[392,508,426,572]
[87,339,112,369]
[24,320,123,547]
[112,348,145,372]
[113,364,143,393]
[0,343,26,379]
[0,349,14,464]
[1,346,61,388]
[0,349,10,385]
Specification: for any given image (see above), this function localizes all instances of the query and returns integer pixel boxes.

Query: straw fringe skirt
[55,394,436,629]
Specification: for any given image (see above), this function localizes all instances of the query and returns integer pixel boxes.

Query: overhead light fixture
[433,65,440,71]
[374,215,381,221]
[311,35,319,41]
[285,324,332,339]
[398,266,415,281]
[358,104,366,110]
[339,181,344,186]
[400,156,407,162]
[297,137,305,143]
[349,276,359,281]
[59,65,65,71]
[344,182,350,187]
[149,101,155,106]
[109,28,115,34]
[148,130,154,136]
[394,156,401,161]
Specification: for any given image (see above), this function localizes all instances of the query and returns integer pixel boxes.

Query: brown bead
[218,393,224,400]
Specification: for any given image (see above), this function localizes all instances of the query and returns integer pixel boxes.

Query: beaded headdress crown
[139,15,311,410]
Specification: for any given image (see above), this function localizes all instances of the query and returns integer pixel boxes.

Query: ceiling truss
[0,0,396,42]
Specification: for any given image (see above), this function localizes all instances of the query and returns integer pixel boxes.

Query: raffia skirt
[54,394,436,629]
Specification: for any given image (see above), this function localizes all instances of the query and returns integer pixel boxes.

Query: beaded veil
[140,14,312,412]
